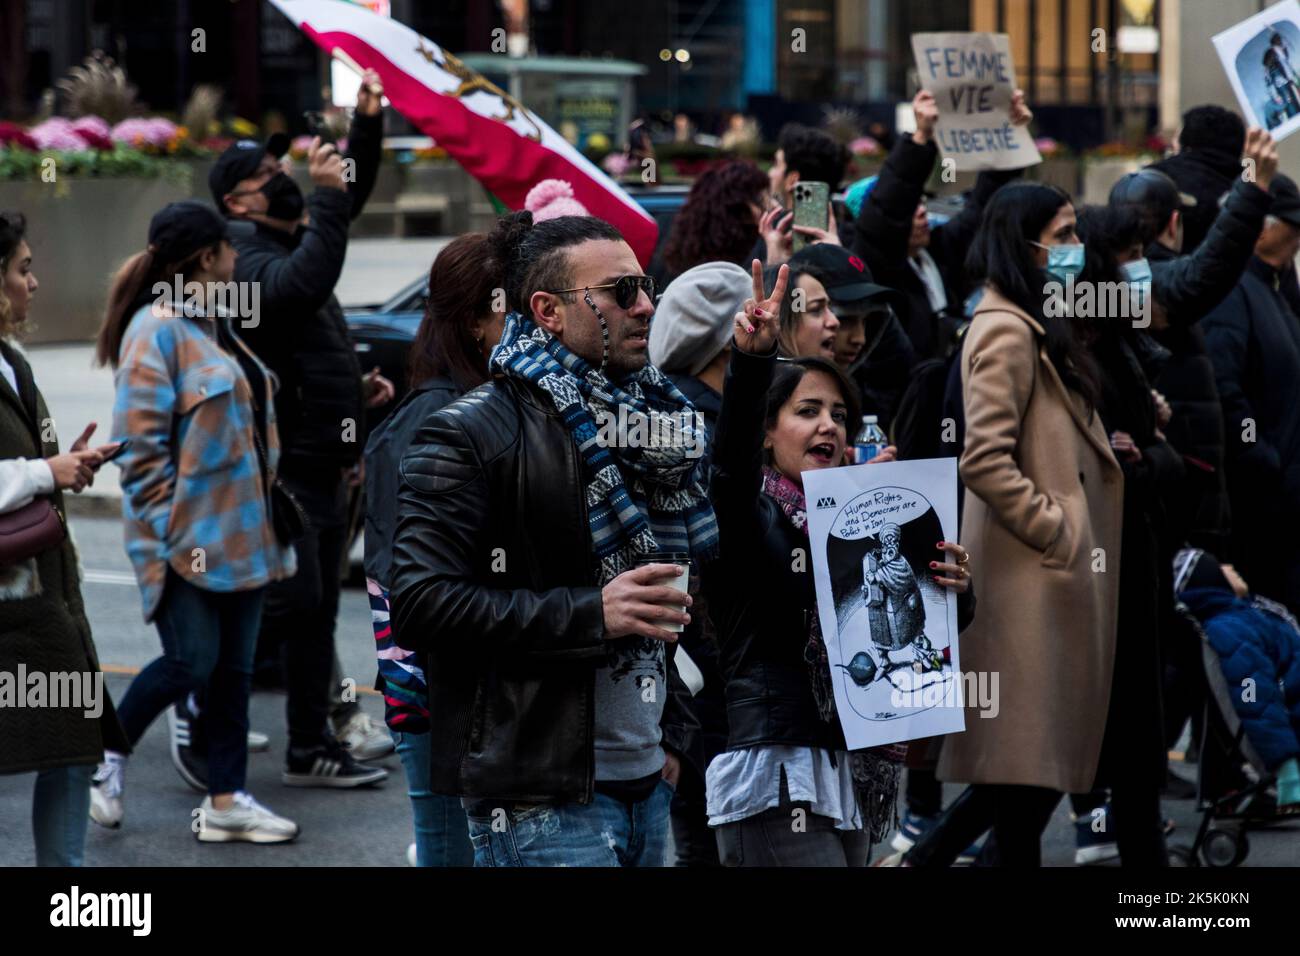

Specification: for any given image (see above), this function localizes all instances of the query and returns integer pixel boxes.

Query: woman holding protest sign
[704,259,975,866]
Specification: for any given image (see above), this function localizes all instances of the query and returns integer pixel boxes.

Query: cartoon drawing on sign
[823,485,955,723]
[860,523,942,678]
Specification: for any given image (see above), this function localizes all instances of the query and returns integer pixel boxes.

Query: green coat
[0,340,128,775]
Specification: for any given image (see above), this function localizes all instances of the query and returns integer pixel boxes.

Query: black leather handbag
[251,423,309,546]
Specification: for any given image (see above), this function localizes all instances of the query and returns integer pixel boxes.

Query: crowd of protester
[3,69,1300,868]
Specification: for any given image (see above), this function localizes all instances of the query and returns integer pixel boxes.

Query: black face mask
[260,172,305,222]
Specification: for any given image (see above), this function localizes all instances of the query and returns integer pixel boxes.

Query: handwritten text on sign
[911,32,1041,172]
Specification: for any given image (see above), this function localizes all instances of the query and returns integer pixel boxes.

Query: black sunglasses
[548,275,655,310]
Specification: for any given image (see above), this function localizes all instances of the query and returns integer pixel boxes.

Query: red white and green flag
[265,0,658,264]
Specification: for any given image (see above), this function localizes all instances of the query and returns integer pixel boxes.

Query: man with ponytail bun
[391,210,717,866]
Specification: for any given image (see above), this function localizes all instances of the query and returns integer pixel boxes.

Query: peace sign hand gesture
[734,259,788,355]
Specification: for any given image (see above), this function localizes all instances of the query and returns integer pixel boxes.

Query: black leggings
[904,783,1061,867]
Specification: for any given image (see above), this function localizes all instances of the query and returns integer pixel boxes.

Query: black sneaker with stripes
[282,743,388,788]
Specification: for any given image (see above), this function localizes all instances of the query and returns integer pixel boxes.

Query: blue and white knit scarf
[491,312,719,585]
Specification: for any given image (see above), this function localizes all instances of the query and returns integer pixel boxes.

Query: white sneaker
[407,842,417,867]
[89,755,125,829]
[333,712,395,761]
[195,791,300,844]
[247,730,271,753]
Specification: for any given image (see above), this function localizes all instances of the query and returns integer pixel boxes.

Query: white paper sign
[802,458,964,751]
[911,32,1041,172]
[1212,0,1300,142]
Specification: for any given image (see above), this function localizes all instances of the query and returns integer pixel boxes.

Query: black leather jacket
[708,346,974,752]
[389,375,691,804]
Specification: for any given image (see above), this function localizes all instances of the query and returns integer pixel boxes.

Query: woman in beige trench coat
[914,183,1123,867]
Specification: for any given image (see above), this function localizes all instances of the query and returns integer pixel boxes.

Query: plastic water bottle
[854,415,887,464]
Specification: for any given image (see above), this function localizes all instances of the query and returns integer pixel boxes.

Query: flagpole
[330,46,382,94]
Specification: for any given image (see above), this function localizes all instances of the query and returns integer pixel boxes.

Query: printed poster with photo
[802,457,964,751]
[1213,0,1300,142]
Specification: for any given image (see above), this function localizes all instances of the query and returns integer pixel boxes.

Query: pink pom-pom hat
[524,178,590,222]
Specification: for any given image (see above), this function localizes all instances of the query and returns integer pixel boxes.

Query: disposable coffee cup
[637,551,690,633]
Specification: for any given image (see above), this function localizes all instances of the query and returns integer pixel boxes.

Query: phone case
[792,181,831,253]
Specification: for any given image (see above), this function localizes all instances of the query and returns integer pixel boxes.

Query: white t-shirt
[0,348,55,513]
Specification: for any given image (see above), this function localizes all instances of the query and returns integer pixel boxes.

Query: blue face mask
[1119,257,1152,285]
[1119,257,1153,318]
[1033,241,1086,284]
[1047,244,1086,283]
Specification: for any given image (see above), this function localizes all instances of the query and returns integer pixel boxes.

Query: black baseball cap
[1270,174,1300,229]
[148,201,254,261]
[208,133,291,210]
[788,243,897,313]
[1108,168,1198,222]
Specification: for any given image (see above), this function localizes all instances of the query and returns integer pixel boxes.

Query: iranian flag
[265,0,658,264]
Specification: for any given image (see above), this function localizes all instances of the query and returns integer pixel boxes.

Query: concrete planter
[0,177,192,344]
[1081,156,1157,204]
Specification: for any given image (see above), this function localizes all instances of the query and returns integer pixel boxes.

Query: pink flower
[29,118,89,151]
[602,153,632,177]
[110,117,178,147]
[71,115,111,139]
[849,136,881,156]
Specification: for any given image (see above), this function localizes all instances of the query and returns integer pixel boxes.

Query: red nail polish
[929,562,937,568]
[936,541,944,548]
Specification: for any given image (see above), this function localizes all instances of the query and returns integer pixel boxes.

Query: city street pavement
[2,518,1297,866]
[0,514,409,867]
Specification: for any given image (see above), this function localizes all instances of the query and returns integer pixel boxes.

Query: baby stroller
[1166,602,1284,866]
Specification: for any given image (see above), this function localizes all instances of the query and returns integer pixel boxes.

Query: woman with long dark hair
[1067,203,1180,865]
[0,210,126,865]
[363,228,506,866]
[660,160,770,281]
[910,182,1124,866]
[705,261,974,866]
[90,201,299,843]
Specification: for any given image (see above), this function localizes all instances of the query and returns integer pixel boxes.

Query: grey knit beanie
[649,261,752,376]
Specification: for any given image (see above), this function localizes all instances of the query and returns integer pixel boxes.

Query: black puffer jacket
[231,112,383,468]
[1203,257,1300,518]
[707,346,974,752]
[390,376,691,804]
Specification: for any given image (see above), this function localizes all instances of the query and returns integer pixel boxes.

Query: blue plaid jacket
[112,302,295,621]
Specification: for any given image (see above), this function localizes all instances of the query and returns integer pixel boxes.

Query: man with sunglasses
[391,212,716,866]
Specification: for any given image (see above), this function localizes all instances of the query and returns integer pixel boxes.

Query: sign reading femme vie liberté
[911,32,1042,172]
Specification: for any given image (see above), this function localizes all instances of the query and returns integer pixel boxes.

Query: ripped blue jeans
[465,779,673,867]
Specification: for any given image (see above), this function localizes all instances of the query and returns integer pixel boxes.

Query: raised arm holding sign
[911,32,1041,172]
